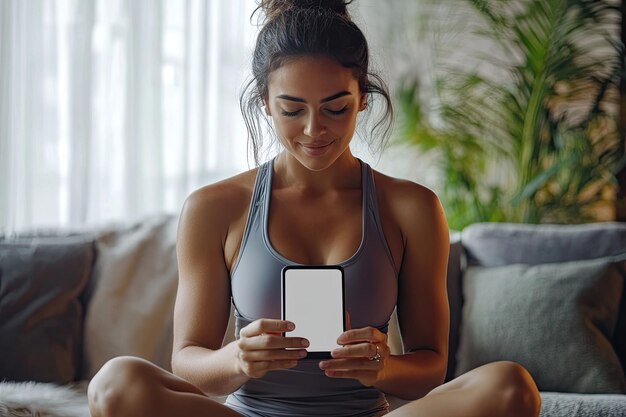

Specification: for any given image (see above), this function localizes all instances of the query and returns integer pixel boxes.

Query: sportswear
[226,156,398,417]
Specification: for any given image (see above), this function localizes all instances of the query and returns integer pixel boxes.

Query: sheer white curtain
[0,0,258,233]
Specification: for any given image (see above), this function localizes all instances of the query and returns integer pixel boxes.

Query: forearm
[172,341,249,396]
[373,349,447,400]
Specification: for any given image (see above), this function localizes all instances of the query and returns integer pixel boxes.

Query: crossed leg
[88,356,243,417]
[89,357,540,417]
[388,361,541,417]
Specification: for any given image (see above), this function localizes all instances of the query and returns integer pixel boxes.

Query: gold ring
[368,344,381,362]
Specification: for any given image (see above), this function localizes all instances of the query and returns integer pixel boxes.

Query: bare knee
[489,361,541,417]
[88,356,160,417]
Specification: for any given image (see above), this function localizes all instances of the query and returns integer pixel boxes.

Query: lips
[299,140,334,156]
[300,141,334,148]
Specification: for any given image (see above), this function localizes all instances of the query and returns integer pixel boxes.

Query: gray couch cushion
[461,222,626,375]
[540,392,626,417]
[456,256,626,394]
[0,238,95,383]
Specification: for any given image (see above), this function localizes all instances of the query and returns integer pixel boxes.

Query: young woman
[88,1,541,416]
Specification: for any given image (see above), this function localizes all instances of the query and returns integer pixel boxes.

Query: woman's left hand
[318,326,390,387]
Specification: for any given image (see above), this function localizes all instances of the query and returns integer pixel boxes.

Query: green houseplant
[399,0,625,230]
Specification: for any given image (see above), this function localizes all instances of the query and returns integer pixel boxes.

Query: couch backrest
[81,219,626,386]
[461,222,626,267]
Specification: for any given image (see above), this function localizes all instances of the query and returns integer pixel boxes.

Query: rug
[0,381,89,417]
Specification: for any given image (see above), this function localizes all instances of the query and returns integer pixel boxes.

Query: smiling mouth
[301,141,334,148]
[299,140,335,156]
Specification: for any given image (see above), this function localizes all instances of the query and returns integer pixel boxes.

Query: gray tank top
[226,156,398,417]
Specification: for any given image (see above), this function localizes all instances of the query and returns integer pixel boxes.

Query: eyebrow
[276,91,352,104]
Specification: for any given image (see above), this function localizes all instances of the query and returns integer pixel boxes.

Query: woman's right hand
[236,319,309,379]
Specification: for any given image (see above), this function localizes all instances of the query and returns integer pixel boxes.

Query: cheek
[332,113,358,136]
[272,118,301,139]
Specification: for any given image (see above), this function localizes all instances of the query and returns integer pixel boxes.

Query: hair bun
[258,0,352,21]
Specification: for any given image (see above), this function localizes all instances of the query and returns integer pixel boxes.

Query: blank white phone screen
[283,268,344,352]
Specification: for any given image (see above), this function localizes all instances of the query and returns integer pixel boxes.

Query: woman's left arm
[320,184,450,400]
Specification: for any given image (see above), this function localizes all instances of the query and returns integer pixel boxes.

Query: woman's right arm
[171,185,308,396]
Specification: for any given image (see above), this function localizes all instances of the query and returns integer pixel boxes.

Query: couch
[0,214,625,416]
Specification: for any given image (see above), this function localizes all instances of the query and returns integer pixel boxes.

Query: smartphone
[281,265,346,359]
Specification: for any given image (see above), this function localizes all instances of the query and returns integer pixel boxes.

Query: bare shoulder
[372,170,446,234]
[187,168,257,206]
[180,169,258,228]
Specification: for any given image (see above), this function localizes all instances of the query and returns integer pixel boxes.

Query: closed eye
[327,106,348,115]
[280,109,302,117]
[280,106,348,117]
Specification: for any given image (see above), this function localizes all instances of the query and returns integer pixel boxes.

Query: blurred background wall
[0,0,623,233]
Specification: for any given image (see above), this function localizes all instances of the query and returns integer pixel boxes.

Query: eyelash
[280,106,348,117]
[328,106,349,115]
[280,109,301,117]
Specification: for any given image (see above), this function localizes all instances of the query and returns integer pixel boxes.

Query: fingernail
[286,322,295,331]
[301,339,309,347]
[319,361,328,369]
[331,349,340,357]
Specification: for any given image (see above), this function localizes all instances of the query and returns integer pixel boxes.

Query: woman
[88,1,541,416]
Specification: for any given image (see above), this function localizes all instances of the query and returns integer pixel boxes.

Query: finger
[238,334,309,351]
[319,358,381,371]
[239,348,308,363]
[240,319,295,338]
[265,359,300,371]
[331,342,381,359]
[337,327,386,345]
[345,311,351,330]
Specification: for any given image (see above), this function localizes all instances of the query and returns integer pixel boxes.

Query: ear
[358,93,367,111]
[263,97,272,117]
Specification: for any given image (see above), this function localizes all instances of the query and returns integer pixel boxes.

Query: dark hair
[240,0,394,166]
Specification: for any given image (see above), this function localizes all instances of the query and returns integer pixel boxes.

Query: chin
[296,155,337,171]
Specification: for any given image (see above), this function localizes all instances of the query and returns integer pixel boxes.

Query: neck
[274,150,361,193]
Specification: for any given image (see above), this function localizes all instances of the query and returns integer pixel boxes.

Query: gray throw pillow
[455,256,626,394]
[0,238,95,383]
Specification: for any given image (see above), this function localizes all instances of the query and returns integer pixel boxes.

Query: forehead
[267,56,359,98]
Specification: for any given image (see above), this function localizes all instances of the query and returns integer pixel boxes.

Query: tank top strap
[362,159,399,277]
[261,157,275,222]
[229,158,272,276]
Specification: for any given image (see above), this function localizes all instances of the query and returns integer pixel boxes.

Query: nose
[304,113,326,138]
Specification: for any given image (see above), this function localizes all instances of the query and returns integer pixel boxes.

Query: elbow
[436,350,448,384]
[170,344,198,381]
[423,351,448,398]
[429,349,448,389]
[404,349,448,401]
[170,348,185,379]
